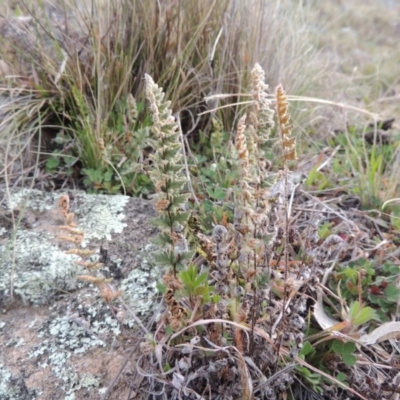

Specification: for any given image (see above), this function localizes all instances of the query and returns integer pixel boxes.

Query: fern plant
[139,66,375,400]
[144,74,193,277]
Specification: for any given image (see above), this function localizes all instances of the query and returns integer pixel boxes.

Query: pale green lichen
[0,363,36,399]
[5,337,25,348]
[7,188,129,241]
[7,188,57,212]
[0,230,83,305]
[1,188,157,397]
[0,364,12,395]
[76,194,129,241]
[1,189,130,304]
[121,244,162,321]
[28,311,117,397]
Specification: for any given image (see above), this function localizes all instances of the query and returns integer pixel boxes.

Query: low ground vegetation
[1,0,400,399]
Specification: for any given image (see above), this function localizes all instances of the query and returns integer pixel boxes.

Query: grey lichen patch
[28,311,117,398]
[0,363,35,400]
[0,364,12,396]
[7,188,58,212]
[0,230,84,305]
[7,188,129,241]
[1,189,130,304]
[0,189,157,398]
[74,301,122,337]
[121,244,163,320]
[5,337,25,348]
[74,193,129,241]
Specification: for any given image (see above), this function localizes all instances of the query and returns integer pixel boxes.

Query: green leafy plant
[296,365,324,394]
[347,301,378,328]
[330,340,357,367]
[331,258,400,323]
[297,342,324,393]
[332,258,376,300]
[304,165,332,191]
[139,66,375,400]
[318,221,335,240]
[179,264,212,306]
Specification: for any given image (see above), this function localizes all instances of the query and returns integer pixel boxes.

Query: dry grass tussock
[0,0,320,193]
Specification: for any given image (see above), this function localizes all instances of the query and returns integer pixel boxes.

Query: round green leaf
[46,157,60,170]
[343,353,356,367]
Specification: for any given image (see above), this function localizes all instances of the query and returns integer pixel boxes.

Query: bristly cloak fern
[144,74,193,276]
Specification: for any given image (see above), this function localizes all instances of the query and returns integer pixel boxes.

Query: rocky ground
[0,188,160,399]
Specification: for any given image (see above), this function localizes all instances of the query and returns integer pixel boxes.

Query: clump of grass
[0,0,321,195]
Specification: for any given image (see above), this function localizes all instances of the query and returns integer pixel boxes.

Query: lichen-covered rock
[0,187,160,399]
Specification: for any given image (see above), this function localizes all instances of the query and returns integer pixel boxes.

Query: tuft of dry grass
[0,0,321,193]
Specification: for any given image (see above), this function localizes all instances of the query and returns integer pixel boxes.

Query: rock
[0,188,160,399]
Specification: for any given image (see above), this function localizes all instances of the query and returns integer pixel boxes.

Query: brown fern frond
[97,138,105,155]
[65,248,96,257]
[58,194,70,214]
[65,213,77,227]
[155,198,170,212]
[57,234,83,244]
[126,93,138,126]
[251,63,275,144]
[75,260,104,270]
[235,115,249,174]
[235,116,256,205]
[77,275,113,285]
[98,284,122,303]
[59,226,84,237]
[245,124,257,167]
[163,272,183,291]
[275,84,296,162]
